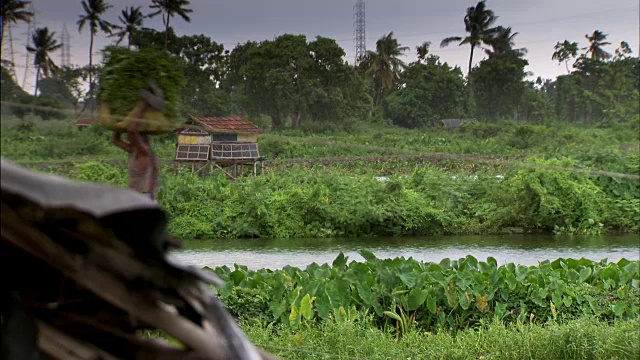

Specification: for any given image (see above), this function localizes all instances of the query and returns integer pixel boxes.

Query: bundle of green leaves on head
[98,46,185,134]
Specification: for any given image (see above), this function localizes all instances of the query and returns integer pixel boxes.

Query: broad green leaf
[399,272,419,287]
[372,300,383,316]
[579,267,592,282]
[359,249,378,262]
[486,256,497,268]
[494,302,508,320]
[407,288,429,311]
[289,304,300,328]
[600,267,618,281]
[356,284,374,305]
[332,252,347,269]
[439,258,451,270]
[426,295,437,314]
[315,292,331,319]
[623,262,639,276]
[269,300,287,319]
[300,294,314,320]
[566,269,580,283]
[612,302,627,317]
[459,291,470,310]
[383,310,402,322]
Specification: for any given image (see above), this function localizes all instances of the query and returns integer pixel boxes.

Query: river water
[169,234,640,270]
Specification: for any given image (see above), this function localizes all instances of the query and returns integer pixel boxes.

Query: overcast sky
[4,0,639,92]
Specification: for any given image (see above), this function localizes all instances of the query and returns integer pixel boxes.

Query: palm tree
[111,6,145,48]
[552,40,579,73]
[364,32,409,105]
[416,41,431,62]
[484,26,527,58]
[1,0,33,52]
[440,0,498,75]
[77,0,115,110]
[148,0,193,50]
[585,30,612,60]
[26,27,62,97]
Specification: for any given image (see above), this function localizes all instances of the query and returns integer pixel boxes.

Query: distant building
[74,118,96,130]
[441,118,474,128]
[174,115,265,178]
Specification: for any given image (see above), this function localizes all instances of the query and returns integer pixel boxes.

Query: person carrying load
[111,80,164,201]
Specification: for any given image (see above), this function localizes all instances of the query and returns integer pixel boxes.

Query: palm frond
[440,36,462,48]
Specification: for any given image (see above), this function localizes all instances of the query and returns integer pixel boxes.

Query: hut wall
[177,134,210,145]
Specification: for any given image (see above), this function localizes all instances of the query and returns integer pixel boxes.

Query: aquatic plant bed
[209,253,640,333]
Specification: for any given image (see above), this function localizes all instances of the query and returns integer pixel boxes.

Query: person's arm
[127,129,151,156]
[112,132,133,153]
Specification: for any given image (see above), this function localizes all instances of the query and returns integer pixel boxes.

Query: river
[169,234,640,270]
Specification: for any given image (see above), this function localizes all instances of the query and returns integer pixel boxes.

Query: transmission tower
[21,1,37,90]
[1,23,18,80]
[353,0,366,65]
[60,23,71,67]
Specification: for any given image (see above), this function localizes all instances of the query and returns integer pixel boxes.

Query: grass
[242,317,640,359]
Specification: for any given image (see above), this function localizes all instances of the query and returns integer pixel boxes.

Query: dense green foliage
[20,160,635,239]
[98,46,184,120]
[241,317,639,359]
[210,254,640,333]
[386,55,466,127]
[2,117,638,238]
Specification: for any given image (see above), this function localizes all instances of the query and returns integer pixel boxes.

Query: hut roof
[188,116,262,135]
[75,118,96,126]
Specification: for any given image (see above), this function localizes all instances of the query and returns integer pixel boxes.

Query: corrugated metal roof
[189,116,262,134]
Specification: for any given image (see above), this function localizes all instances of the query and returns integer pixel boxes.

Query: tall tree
[77,0,115,110]
[1,0,33,54]
[148,0,193,50]
[363,32,409,105]
[26,27,62,97]
[585,30,612,60]
[552,40,579,73]
[111,6,144,48]
[416,41,431,62]
[440,0,498,76]
[484,26,527,58]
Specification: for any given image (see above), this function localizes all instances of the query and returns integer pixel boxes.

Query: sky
[3,0,639,93]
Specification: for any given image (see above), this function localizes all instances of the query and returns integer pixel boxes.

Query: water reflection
[170,234,640,270]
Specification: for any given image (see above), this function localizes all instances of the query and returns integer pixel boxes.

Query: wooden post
[253,162,257,177]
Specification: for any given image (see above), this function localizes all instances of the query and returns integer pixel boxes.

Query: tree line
[1,0,638,130]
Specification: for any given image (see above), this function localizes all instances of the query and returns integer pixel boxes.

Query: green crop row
[209,254,640,334]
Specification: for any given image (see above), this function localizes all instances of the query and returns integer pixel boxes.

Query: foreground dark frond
[0,159,276,360]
